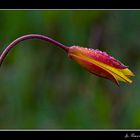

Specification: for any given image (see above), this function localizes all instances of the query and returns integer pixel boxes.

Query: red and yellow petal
[69,54,120,85]
[68,46,134,85]
[69,46,128,69]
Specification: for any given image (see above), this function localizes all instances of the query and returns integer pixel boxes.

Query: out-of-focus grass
[0,10,139,129]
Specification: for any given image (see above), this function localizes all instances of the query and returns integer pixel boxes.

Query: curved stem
[0,34,69,66]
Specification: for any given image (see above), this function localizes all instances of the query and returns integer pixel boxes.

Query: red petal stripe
[70,46,128,69]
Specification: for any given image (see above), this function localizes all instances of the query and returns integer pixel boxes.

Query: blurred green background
[0,10,139,129]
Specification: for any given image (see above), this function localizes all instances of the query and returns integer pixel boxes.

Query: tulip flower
[0,34,134,86]
[68,46,134,86]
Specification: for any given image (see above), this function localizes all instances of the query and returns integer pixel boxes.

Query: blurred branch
[89,20,105,49]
